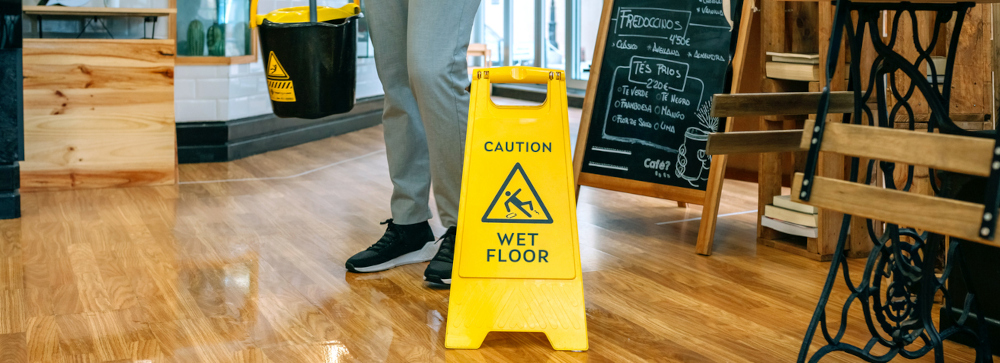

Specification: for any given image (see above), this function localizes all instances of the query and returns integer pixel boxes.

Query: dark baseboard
[178,96,384,163]
[492,84,586,108]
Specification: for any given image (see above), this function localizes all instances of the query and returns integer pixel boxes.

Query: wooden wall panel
[945,6,991,118]
[887,7,992,121]
[21,39,177,191]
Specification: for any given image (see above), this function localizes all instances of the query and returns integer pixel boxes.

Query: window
[473,0,602,89]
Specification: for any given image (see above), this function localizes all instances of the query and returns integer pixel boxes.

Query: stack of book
[762,195,818,238]
[765,52,820,82]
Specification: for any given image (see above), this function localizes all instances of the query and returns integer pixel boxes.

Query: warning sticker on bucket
[268,80,296,102]
[267,52,290,79]
[267,52,296,102]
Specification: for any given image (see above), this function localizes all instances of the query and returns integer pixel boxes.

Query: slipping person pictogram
[266,51,290,79]
[504,189,537,218]
[483,163,553,224]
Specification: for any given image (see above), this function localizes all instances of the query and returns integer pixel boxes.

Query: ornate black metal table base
[797,1,997,362]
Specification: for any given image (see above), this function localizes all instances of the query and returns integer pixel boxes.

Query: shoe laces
[367,219,401,252]
[432,227,457,263]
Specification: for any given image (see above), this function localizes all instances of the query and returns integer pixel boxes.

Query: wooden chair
[793,121,999,244]
[708,91,854,154]
[704,91,854,259]
[467,43,491,72]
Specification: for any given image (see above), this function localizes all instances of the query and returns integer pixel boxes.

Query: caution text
[484,141,552,153]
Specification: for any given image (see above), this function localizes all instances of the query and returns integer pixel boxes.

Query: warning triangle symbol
[267,51,290,80]
[482,163,553,224]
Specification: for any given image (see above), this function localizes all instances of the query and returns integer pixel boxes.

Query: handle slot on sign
[476,68,562,110]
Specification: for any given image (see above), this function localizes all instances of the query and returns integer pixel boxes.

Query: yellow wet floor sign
[266,51,296,102]
[447,66,587,351]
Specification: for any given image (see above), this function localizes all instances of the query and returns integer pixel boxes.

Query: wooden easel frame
[573,0,754,255]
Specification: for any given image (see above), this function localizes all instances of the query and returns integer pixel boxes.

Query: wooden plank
[893,120,991,130]
[757,119,785,244]
[946,6,990,117]
[757,237,833,262]
[21,39,177,191]
[694,0,756,256]
[847,109,881,258]
[801,120,994,177]
[577,173,706,205]
[706,130,805,155]
[0,333,27,363]
[789,3,820,54]
[893,113,990,122]
[22,6,175,17]
[852,0,1000,3]
[167,0,177,40]
[885,10,931,118]
[816,0,847,257]
[994,3,1000,123]
[175,56,240,65]
[754,0,795,249]
[710,91,854,117]
[791,173,994,245]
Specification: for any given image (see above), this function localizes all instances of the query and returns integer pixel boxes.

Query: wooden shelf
[22,6,175,17]
[25,38,173,45]
[175,55,258,65]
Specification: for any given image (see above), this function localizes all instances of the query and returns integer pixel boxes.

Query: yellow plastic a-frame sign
[447,66,587,351]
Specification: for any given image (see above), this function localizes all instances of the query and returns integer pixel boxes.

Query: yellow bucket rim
[251,2,359,28]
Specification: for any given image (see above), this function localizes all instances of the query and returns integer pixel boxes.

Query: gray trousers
[366,0,479,227]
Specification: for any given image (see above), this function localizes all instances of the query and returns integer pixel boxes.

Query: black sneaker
[424,226,456,285]
[346,219,438,273]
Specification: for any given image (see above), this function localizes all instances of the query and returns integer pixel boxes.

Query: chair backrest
[467,43,489,56]
[792,120,1000,245]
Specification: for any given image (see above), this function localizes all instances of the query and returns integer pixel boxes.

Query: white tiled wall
[175,0,384,123]
[175,65,227,122]
[226,58,273,120]
[176,56,383,122]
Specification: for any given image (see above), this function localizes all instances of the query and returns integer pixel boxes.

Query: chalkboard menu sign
[573,0,748,255]
[578,0,736,191]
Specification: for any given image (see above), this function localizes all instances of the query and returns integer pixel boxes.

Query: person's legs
[405,0,479,228]
[405,0,479,284]
[345,0,438,273]
[367,0,433,225]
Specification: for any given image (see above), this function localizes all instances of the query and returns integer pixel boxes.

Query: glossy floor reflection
[0,103,986,362]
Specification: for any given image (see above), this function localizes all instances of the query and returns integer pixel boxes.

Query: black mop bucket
[250,1,360,119]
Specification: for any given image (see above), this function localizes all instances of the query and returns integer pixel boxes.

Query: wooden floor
[0,101,988,362]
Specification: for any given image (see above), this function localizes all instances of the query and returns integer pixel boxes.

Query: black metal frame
[797,1,998,362]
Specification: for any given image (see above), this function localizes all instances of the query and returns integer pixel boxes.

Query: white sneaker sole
[423,277,451,285]
[351,240,439,273]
